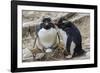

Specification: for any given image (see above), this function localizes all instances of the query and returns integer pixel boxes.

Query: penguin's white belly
[38,28,57,48]
[58,29,68,49]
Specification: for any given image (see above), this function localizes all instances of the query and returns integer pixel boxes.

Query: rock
[22,48,33,62]
[35,53,45,60]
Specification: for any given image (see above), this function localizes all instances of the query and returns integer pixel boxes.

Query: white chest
[38,28,57,48]
[58,29,68,49]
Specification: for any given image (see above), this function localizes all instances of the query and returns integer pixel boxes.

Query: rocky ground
[22,11,90,62]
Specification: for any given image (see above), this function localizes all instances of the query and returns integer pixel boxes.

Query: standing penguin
[35,17,58,53]
[56,17,85,58]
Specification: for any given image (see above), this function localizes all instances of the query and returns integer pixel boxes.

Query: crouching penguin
[34,17,59,53]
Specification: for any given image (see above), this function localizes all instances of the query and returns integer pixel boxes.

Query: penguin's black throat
[44,25,51,30]
[41,23,55,30]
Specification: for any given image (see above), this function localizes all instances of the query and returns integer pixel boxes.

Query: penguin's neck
[43,23,55,30]
[42,27,55,32]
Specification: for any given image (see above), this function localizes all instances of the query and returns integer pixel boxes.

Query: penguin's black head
[58,17,66,24]
[57,17,72,29]
[41,17,55,30]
